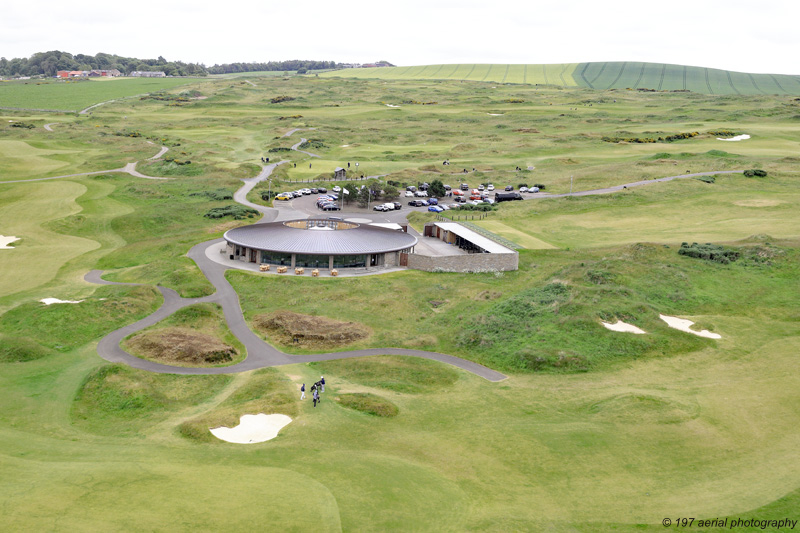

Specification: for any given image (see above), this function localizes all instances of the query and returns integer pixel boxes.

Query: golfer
[300,383,305,400]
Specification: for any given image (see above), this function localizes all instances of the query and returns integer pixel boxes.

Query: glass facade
[332,254,367,268]
[295,254,329,269]
[260,250,292,266]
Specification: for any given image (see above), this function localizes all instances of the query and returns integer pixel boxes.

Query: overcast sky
[3,0,798,74]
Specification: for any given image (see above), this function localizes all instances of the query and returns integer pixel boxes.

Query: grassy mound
[0,286,160,352]
[124,327,237,365]
[0,336,53,362]
[336,393,399,417]
[122,303,244,367]
[588,393,699,424]
[178,368,297,442]
[254,311,370,346]
[71,364,231,436]
[311,356,458,393]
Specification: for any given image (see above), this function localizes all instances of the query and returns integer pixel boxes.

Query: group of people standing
[300,376,326,407]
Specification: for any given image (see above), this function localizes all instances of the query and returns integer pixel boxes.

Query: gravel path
[43,123,57,132]
[291,138,321,158]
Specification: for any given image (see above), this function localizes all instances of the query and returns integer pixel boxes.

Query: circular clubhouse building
[223,218,418,271]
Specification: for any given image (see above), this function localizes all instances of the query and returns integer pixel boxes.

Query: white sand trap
[341,144,350,147]
[659,314,721,339]
[717,134,750,141]
[0,235,20,249]
[210,413,292,444]
[601,320,646,334]
[487,113,504,116]
[385,104,401,108]
[40,298,85,305]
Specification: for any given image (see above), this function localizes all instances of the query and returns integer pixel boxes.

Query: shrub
[270,95,295,104]
[189,189,232,201]
[533,183,546,190]
[203,205,259,219]
[678,242,739,264]
[743,169,768,177]
[268,147,292,153]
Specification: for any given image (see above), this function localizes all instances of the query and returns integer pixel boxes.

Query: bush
[203,205,259,219]
[189,189,232,201]
[533,183,546,190]
[268,147,292,153]
[678,242,739,264]
[518,183,528,189]
[743,169,768,177]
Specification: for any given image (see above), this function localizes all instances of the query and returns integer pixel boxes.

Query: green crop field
[1,72,799,531]
[321,61,800,95]
[0,77,199,111]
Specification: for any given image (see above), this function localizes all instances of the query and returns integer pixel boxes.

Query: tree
[429,179,446,198]
[382,185,399,201]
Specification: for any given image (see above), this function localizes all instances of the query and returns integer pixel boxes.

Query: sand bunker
[0,236,20,249]
[659,314,721,339]
[385,104,401,108]
[717,134,750,141]
[487,113,504,116]
[601,320,646,334]
[41,298,84,305]
[210,414,292,444]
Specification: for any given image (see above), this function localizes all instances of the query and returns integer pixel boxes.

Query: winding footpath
[87,158,507,381]
[5,140,742,382]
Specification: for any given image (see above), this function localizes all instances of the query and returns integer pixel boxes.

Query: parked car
[478,184,485,191]
[322,203,340,211]
[333,186,342,192]
[460,183,469,191]
[448,203,460,209]
[383,203,396,211]
[504,185,514,191]
[440,205,450,210]
[529,187,539,193]
[487,184,495,191]
[453,190,464,196]
[428,205,444,213]
[300,188,312,195]
[408,200,425,207]
[405,190,414,197]
[420,199,430,206]
[393,202,402,210]
[454,196,466,203]
[444,184,452,190]
[428,198,438,205]
[469,194,482,200]
[373,204,386,211]
[414,190,428,197]
[520,187,529,193]
[317,187,327,193]
[310,188,319,194]
[275,193,292,201]
[406,185,417,192]
[469,200,484,205]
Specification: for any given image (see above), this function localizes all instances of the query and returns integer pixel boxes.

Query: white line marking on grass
[659,314,721,339]
[210,414,292,444]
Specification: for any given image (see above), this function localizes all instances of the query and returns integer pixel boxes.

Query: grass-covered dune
[321,61,800,95]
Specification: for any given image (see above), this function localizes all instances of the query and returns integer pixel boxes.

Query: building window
[260,250,292,265]
[332,254,367,268]
[294,254,328,269]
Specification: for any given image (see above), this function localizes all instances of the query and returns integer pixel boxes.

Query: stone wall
[407,252,518,272]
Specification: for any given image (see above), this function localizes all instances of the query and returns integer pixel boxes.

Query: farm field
[0,73,799,531]
[322,61,800,95]
[0,76,198,111]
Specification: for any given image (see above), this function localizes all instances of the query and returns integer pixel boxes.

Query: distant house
[130,71,166,78]
[89,69,121,77]
[333,167,347,179]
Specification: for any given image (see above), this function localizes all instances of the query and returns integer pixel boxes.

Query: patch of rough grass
[0,285,160,352]
[336,393,398,417]
[122,303,244,367]
[124,327,237,365]
[254,311,370,347]
[179,368,297,442]
[71,364,231,436]
[0,336,53,362]
[311,356,458,394]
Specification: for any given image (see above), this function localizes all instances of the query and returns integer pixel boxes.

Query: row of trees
[0,51,207,78]
[206,60,339,75]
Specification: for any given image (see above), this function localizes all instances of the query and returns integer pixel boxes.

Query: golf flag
[343,188,350,195]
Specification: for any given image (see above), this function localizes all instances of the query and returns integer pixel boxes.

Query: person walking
[313,389,319,407]
[300,383,305,400]
[320,376,325,393]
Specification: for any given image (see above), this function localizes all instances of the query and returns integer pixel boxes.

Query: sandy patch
[487,113,504,116]
[717,134,750,141]
[385,104,401,108]
[0,235,20,249]
[601,320,646,334]
[659,314,721,339]
[733,199,784,207]
[341,144,350,147]
[41,298,84,305]
[210,414,292,444]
